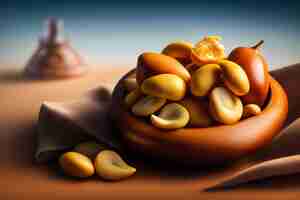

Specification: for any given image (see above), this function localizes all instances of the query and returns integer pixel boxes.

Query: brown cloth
[35,63,300,189]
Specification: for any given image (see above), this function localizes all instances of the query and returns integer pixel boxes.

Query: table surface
[1,65,300,200]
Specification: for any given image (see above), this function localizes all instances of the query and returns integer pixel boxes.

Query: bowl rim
[112,68,288,159]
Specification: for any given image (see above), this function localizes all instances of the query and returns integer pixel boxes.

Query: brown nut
[180,97,212,127]
[136,52,191,84]
[59,152,95,178]
[219,60,250,96]
[74,141,106,159]
[94,150,136,181]
[161,41,193,65]
[132,95,166,116]
[190,64,222,97]
[124,88,142,107]
[242,104,262,118]
[209,87,243,124]
[150,103,190,129]
[141,74,186,101]
[123,78,138,92]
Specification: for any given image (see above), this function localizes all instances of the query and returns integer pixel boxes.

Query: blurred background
[1,0,299,70]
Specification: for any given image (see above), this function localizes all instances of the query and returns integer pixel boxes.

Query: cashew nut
[141,74,186,101]
[242,104,262,118]
[94,150,136,181]
[74,141,106,159]
[123,78,138,92]
[132,95,166,116]
[161,41,193,64]
[209,87,243,124]
[219,60,250,96]
[124,88,142,107]
[59,152,95,178]
[190,64,222,97]
[150,103,190,129]
[180,97,212,127]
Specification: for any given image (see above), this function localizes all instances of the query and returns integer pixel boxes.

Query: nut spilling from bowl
[59,141,136,180]
[123,36,270,129]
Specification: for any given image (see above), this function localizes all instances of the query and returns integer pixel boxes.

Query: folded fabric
[35,63,300,189]
[35,87,122,163]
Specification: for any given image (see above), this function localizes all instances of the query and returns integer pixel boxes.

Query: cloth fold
[35,87,121,163]
[36,63,300,189]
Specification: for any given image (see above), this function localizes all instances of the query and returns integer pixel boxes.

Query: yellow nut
[209,87,243,124]
[242,104,262,118]
[180,97,212,127]
[94,150,136,181]
[150,103,190,129]
[123,78,138,92]
[59,152,95,178]
[161,41,193,64]
[74,141,106,159]
[132,95,166,116]
[219,60,250,96]
[190,64,222,97]
[141,74,186,101]
[124,88,142,107]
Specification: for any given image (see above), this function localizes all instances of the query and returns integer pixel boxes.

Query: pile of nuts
[123,36,270,129]
[59,141,136,180]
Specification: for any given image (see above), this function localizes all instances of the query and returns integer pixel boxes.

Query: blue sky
[1,0,299,69]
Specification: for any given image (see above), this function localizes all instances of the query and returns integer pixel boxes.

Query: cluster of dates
[123,36,270,130]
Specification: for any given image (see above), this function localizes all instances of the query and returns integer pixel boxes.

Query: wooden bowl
[111,69,288,166]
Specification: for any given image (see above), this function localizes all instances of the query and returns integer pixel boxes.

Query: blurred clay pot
[24,18,87,79]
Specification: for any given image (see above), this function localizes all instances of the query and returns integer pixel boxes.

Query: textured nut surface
[191,36,225,65]
[123,78,138,92]
[242,104,262,118]
[94,150,136,181]
[161,41,193,64]
[74,141,106,159]
[190,64,222,97]
[132,95,166,116]
[124,88,142,107]
[141,74,186,101]
[219,60,250,96]
[136,52,191,84]
[180,97,212,127]
[150,103,190,129]
[209,87,243,124]
[59,152,95,178]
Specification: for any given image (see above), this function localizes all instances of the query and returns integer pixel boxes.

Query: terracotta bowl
[111,69,288,166]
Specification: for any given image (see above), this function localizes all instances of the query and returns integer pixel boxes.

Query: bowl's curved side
[111,69,288,166]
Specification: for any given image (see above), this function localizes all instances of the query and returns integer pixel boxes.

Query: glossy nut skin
[219,60,250,96]
[136,52,191,84]
[74,141,106,159]
[150,103,190,130]
[132,95,166,116]
[180,97,212,127]
[59,152,95,178]
[111,70,288,166]
[161,41,193,65]
[209,87,243,125]
[141,74,186,101]
[190,64,222,97]
[94,150,136,181]
[242,104,262,118]
[228,43,270,106]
